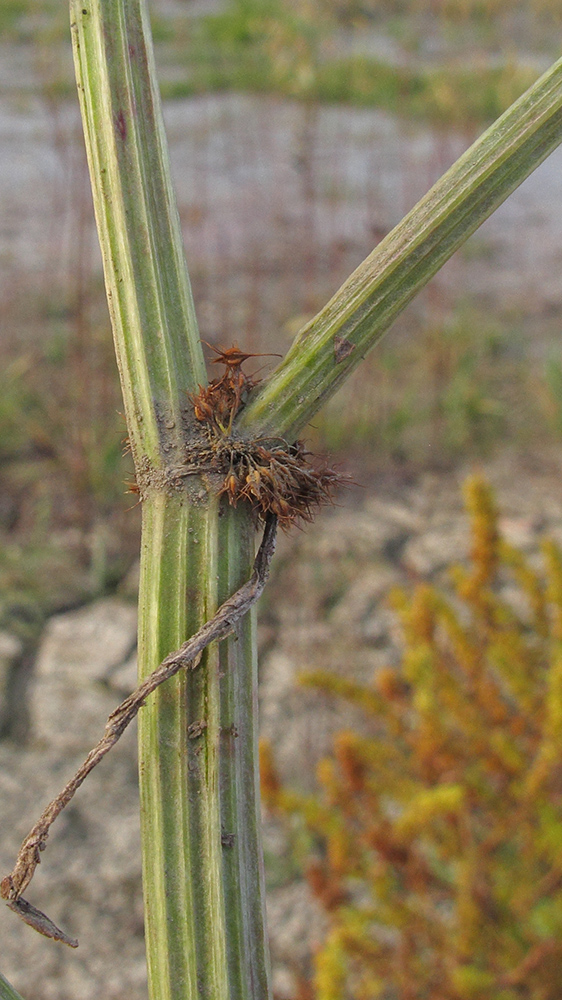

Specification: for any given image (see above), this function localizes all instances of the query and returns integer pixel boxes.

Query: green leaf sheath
[0,974,25,1000]
[70,0,206,466]
[237,57,562,442]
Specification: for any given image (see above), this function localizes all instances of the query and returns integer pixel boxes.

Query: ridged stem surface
[137,498,271,1000]
[0,974,25,1000]
[216,507,272,997]
[138,496,223,999]
[70,0,205,465]
[237,56,562,442]
[70,2,271,998]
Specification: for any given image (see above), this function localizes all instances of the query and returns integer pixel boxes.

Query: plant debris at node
[190,344,345,528]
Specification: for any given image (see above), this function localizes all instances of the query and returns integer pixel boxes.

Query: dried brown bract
[215,439,342,529]
[191,343,345,528]
[193,342,278,434]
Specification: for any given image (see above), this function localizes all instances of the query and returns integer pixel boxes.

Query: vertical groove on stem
[70,0,206,464]
[138,495,229,1000]
[0,974,25,1000]
[217,506,273,999]
[71,0,275,995]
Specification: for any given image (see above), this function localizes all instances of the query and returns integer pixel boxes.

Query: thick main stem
[138,498,272,1000]
[70,1,273,997]
[138,496,226,997]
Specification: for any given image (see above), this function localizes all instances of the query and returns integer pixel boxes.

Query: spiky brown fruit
[190,344,346,527]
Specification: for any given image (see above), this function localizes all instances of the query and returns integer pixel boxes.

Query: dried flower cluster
[262,477,562,999]
[192,344,263,435]
[191,344,343,527]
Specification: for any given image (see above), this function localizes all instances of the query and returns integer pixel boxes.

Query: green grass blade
[70,0,206,466]
[236,56,562,442]
[0,974,25,1000]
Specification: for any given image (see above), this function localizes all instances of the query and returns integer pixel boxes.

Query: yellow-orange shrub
[262,477,562,999]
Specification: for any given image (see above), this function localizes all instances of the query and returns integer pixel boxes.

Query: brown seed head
[191,344,348,527]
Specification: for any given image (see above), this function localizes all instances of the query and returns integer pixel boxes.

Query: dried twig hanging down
[5,896,79,949]
[1,513,278,947]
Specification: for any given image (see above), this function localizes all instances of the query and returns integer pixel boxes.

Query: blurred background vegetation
[262,477,562,1000]
[0,1,561,719]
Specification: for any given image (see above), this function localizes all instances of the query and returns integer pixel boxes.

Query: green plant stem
[236,56,562,442]
[0,974,25,1000]
[138,495,227,998]
[69,0,562,996]
[70,0,205,467]
[137,497,271,1000]
[216,506,272,996]
[70,1,272,998]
